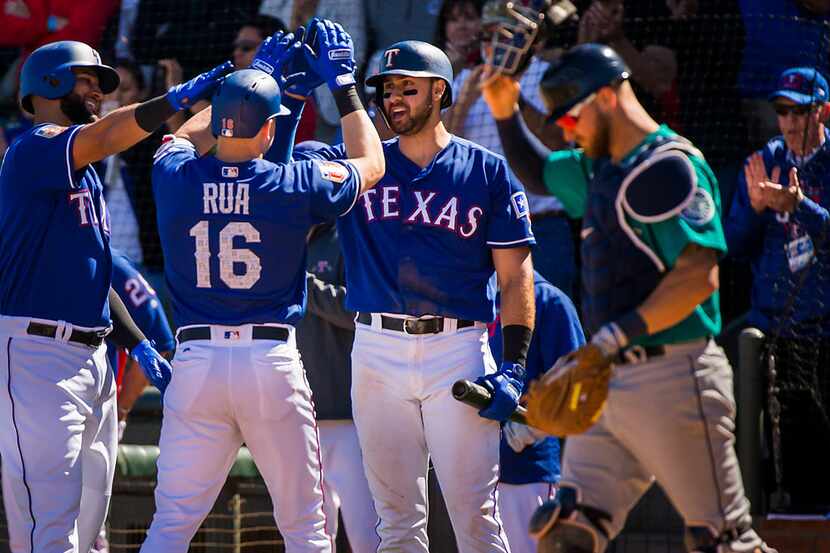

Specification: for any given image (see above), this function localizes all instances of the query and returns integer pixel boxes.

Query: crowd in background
[1,0,830,518]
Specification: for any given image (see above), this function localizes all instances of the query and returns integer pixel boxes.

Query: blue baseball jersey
[106,249,175,374]
[295,137,535,322]
[0,123,112,328]
[489,271,585,485]
[153,136,360,327]
[725,130,830,336]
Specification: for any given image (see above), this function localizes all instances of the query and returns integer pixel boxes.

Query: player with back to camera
[0,39,231,553]
[283,37,536,553]
[140,20,383,553]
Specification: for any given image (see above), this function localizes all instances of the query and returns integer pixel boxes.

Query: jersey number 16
[189,220,262,289]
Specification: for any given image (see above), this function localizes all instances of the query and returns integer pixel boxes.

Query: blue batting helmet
[20,40,119,114]
[210,69,290,139]
[539,43,630,121]
[365,41,453,109]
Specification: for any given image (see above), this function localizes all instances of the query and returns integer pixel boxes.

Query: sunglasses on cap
[555,92,597,131]
[233,40,260,53]
[772,103,816,117]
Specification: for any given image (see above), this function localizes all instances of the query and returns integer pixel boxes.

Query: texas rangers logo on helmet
[384,48,401,68]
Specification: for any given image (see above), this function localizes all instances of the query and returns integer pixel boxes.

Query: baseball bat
[452,379,529,425]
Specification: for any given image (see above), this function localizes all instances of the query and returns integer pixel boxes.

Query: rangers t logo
[384,48,401,67]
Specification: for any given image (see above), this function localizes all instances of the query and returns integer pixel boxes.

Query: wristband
[332,85,363,118]
[613,310,647,344]
[135,95,178,133]
[502,324,532,368]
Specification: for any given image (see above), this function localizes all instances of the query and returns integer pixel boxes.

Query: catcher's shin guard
[529,487,611,553]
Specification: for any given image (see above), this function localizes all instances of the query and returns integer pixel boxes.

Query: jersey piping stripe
[65,126,82,189]
[338,161,362,218]
[486,237,535,246]
[6,337,37,553]
[490,476,509,551]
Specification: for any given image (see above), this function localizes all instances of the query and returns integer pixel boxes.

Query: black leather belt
[356,312,475,334]
[178,325,290,343]
[616,344,666,365]
[26,322,109,348]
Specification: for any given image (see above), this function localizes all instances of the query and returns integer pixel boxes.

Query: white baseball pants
[351,316,509,553]
[0,315,117,553]
[497,482,556,553]
[317,420,380,552]
[139,324,331,553]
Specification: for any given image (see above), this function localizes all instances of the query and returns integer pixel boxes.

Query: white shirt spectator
[453,57,563,214]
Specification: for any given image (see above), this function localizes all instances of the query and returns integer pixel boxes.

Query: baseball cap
[768,67,829,105]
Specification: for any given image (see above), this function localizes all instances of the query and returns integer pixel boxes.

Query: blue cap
[210,69,290,139]
[769,67,829,105]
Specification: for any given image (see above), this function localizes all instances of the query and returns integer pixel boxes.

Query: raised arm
[72,61,233,169]
[481,75,552,196]
[303,18,384,193]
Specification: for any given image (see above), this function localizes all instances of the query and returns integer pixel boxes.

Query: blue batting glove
[475,362,525,422]
[303,18,356,91]
[166,61,234,110]
[130,339,172,394]
[284,25,325,97]
[251,30,300,78]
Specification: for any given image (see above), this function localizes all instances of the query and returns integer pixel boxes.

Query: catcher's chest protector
[581,137,685,334]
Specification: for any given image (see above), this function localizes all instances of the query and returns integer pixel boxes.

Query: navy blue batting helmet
[20,40,119,114]
[365,41,453,109]
[540,43,630,121]
[210,69,290,139]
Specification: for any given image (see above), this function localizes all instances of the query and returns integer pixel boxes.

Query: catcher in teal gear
[480,43,776,553]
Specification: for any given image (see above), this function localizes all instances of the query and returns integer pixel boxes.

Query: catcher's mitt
[525,343,612,436]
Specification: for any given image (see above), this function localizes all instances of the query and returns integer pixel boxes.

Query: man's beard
[60,92,96,124]
[387,98,434,136]
[583,114,611,159]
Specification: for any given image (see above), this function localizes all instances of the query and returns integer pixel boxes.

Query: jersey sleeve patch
[510,191,530,219]
[621,151,696,223]
[680,186,716,226]
[34,124,68,139]
[315,160,349,184]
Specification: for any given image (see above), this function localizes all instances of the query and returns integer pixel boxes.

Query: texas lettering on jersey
[69,188,111,233]
[358,184,483,238]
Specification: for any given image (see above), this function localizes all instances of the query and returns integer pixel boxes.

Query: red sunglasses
[555,93,597,131]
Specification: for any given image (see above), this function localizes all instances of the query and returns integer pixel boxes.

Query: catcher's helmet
[210,69,290,139]
[20,40,119,114]
[481,0,577,78]
[365,41,453,109]
[539,43,630,121]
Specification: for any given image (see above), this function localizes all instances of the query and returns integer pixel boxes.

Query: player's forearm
[793,196,830,237]
[108,287,147,351]
[495,113,551,197]
[636,245,719,336]
[72,102,155,169]
[174,106,215,155]
[305,272,355,330]
[340,105,385,193]
[496,248,535,329]
[267,94,306,164]
[519,98,567,151]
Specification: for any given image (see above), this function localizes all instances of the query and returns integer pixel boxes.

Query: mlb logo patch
[222,166,239,178]
[224,330,241,340]
[34,125,66,139]
[315,161,348,183]
[510,191,529,219]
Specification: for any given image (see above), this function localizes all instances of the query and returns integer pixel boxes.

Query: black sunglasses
[233,40,259,53]
[772,103,815,117]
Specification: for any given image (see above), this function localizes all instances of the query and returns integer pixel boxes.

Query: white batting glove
[503,421,548,453]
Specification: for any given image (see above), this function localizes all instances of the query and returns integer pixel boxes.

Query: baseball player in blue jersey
[0,40,230,553]
[107,249,175,432]
[481,43,774,553]
[142,22,384,553]
[488,271,584,553]
[288,40,536,553]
